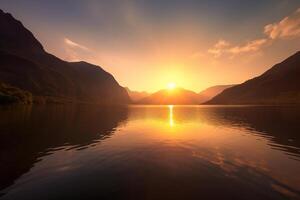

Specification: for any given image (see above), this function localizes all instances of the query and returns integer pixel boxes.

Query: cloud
[208,40,231,57]
[208,39,268,58]
[63,37,92,61]
[214,40,231,48]
[264,8,300,39]
[64,38,90,51]
[207,7,300,58]
[228,39,268,54]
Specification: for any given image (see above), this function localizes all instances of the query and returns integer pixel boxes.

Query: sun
[167,82,176,90]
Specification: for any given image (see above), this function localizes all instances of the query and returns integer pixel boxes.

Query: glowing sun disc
[167,82,176,90]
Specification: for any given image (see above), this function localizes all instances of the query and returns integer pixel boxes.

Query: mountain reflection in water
[0,105,299,200]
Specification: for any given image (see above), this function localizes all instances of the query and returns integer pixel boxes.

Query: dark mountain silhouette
[0,9,130,104]
[206,52,300,104]
[198,85,235,103]
[125,87,150,102]
[137,87,200,105]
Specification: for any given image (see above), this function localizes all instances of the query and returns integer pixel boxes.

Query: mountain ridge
[132,84,235,105]
[0,9,130,104]
[198,84,235,103]
[206,51,300,104]
[137,87,201,105]
[125,87,150,102]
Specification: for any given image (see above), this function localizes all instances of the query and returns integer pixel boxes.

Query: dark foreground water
[0,105,299,200]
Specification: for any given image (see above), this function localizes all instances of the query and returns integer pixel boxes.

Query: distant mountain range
[134,85,234,105]
[137,88,200,105]
[0,9,130,104]
[206,52,300,105]
[198,85,236,103]
[125,87,150,102]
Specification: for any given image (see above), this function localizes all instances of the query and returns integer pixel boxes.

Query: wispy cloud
[63,37,92,61]
[208,38,269,58]
[207,7,300,58]
[264,8,300,39]
[64,38,90,51]
[228,39,268,54]
[208,40,230,58]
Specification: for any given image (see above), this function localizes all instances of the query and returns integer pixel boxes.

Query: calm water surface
[0,105,299,200]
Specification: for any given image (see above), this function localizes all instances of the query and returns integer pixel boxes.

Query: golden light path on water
[168,105,174,127]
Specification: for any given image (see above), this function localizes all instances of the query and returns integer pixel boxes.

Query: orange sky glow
[1,1,300,92]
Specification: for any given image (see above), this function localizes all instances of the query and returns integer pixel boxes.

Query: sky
[1,0,300,92]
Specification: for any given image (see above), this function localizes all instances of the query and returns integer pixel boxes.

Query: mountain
[137,88,200,105]
[0,9,130,104]
[198,85,235,103]
[206,52,300,104]
[125,87,150,102]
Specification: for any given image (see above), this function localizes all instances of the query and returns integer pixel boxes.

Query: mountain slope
[0,10,44,58]
[125,87,150,102]
[137,88,200,105]
[0,9,130,104]
[198,85,235,103]
[206,52,300,104]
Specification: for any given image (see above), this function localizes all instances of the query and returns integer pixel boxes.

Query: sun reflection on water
[168,105,174,127]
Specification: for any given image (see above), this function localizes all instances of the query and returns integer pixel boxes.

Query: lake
[0,105,299,200]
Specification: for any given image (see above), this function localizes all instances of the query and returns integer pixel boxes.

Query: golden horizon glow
[12,2,299,93]
[167,82,177,90]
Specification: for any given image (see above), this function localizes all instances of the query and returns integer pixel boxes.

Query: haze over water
[0,105,299,200]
